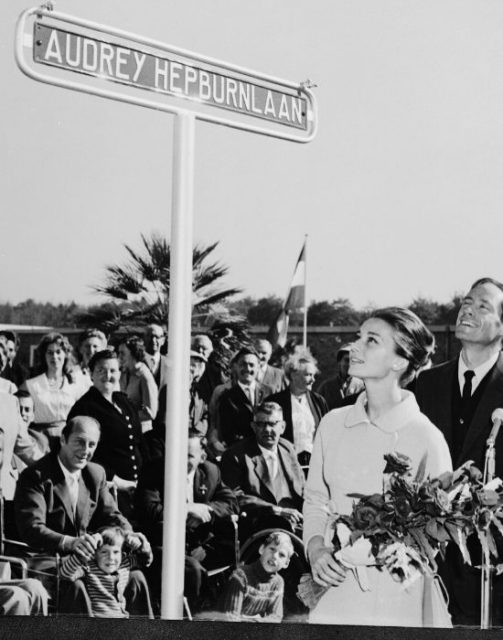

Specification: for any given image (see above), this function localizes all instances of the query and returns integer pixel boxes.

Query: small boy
[15,390,50,455]
[220,531,294,622]
[59,526,153,618]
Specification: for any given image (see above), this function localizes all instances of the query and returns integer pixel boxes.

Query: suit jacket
[415,353,503,474]
[68,386,144,482]
[146,353,169,390]
[14,453,130,553]
[220,436,305,513]
[317,374,364,410]
[0,392,42,500]
[415,352,503,625]
[136,458,238,547]
[219,382,273,447]
[257,365,287,394]
[265,388,329,445]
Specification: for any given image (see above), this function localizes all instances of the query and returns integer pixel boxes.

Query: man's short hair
[62,416,101,440]
[88,349,118,373]
[188,428,207,450]
[14,389,32,401]
[470,277,503,320]
[253,401,284,420]
[233,346,259,362]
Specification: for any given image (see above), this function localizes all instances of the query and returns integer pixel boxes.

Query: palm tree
[78,234,241,331]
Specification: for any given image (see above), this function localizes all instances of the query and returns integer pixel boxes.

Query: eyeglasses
[253,420,282,428]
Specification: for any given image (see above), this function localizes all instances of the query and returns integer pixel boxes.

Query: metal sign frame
[15,6,318,143]
[14,4,318,621]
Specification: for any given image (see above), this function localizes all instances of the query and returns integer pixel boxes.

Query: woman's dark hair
[34,332,76,383]
[119,336,147,363]
[369,307,435,387]
[88,349,118,373]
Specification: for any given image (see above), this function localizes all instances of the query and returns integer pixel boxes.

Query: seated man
[14,415,152,616]
[137,430,238,612]
[220,401,305,540]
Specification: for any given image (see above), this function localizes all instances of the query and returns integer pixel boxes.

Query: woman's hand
[308,538,347,588]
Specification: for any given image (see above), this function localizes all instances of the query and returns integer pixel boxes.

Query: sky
[2,0,503,311]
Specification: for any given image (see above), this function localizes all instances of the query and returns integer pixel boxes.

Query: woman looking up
[303,307,452,627]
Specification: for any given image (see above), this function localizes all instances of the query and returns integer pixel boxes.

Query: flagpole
[303,234,308,348]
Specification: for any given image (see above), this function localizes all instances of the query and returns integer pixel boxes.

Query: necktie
[67,474,79,515]
[245,386,254,406]
[266,453,278,480]
[462,370,475,404]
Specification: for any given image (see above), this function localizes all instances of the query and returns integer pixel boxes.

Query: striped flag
[268,240,306,347]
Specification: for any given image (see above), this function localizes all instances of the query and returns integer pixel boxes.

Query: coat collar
[344,389,421,433]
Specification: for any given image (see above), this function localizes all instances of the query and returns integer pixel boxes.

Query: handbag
[422,573,452,628]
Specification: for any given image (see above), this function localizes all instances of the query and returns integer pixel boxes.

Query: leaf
[414,453,427,484]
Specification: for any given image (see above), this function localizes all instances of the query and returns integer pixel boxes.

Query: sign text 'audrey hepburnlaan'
[34,23,308,130]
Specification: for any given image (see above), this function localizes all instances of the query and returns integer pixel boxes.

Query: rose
[383,452,412,476]
[394,495,413,523]
[352,503,380,530]
[418,484,450,515]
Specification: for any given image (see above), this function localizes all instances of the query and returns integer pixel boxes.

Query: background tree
[77,233,241,331]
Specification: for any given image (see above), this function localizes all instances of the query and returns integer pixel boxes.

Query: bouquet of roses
[298,452,503,609]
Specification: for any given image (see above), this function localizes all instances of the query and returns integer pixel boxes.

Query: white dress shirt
[458,352,499,396]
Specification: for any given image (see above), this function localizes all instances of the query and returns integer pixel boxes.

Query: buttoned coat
[68,387,144,482]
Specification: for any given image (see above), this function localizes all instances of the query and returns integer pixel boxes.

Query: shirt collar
[57,457,81,483]
[258,444,278,458]
[344,389,421,433]
[458,351,499,390]
[238,380,256,394]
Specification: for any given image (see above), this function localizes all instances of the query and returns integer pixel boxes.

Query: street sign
[15,5,317,620]
[33,23,308,131]
[17,7,317,142]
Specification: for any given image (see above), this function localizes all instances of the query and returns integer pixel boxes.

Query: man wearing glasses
[220,401,305,539]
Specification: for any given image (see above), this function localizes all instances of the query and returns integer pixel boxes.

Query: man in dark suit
[217,347,273,449]
[416,277,503,626]
[137,430,238,611]
[144,324,168,389]
[255,339,287,393]
[14,415,151,615]
[317,343,364,410]
[266,350,328,467]
[0,331,29,388]
[220,401,305,539]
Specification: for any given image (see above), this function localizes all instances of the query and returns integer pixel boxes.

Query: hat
[190,350,207,363]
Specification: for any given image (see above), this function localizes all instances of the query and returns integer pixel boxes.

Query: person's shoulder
[419,358,457,381]
[83,460,107,482]
[265,388,288,403]
[222,437,256,459]
[277,437,296,454]
[18,452,57,482]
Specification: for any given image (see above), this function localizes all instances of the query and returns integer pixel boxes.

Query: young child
[220,531,294,622]
[59,526,153,618]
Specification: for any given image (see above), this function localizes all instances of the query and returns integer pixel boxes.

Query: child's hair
[96,526,126,548]
[262,531,294,558]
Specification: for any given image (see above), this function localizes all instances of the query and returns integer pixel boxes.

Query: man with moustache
[416,277,503,626]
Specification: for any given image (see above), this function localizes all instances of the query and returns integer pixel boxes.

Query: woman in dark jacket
[68,348,144,521]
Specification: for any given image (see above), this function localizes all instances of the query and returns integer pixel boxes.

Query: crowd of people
[0,275,502,626]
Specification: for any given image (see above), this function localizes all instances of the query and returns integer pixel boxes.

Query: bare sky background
[2,1,503,310]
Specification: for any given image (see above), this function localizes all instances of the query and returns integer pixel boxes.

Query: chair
[239,527,309,620]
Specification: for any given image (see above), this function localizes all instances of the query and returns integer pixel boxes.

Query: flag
[268,240,306,348]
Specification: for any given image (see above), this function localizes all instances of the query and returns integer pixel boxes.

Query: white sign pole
[161,111,196,619]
